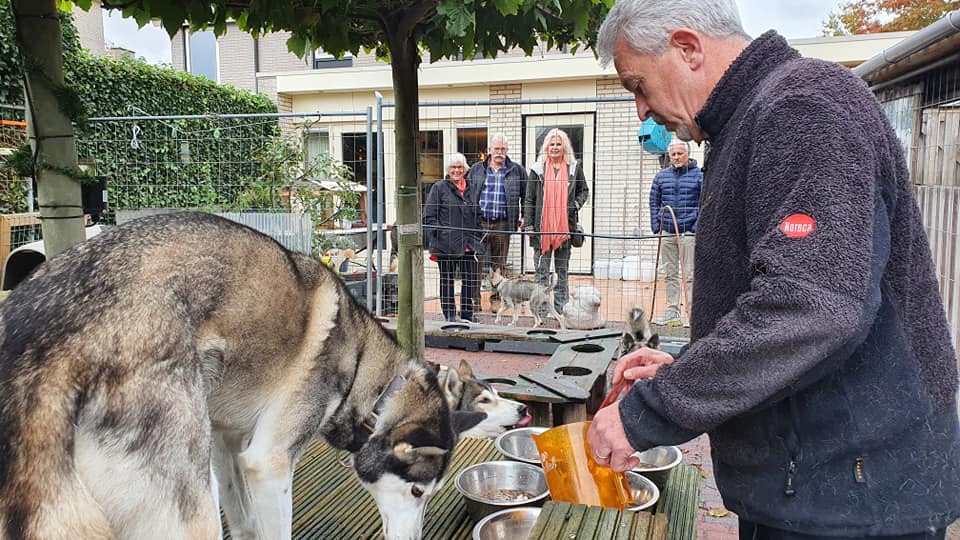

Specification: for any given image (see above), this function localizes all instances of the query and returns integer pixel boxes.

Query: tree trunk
[13,0,84,257]
[388,32,425,359]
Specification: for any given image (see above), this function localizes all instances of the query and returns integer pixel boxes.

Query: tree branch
[395,0,436,39]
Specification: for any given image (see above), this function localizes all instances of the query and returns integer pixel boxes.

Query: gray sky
[102,1,843,67]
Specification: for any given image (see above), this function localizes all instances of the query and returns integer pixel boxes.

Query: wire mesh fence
[874,60,960,348]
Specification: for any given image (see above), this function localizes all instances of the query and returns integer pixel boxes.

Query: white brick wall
[217,25,256,92]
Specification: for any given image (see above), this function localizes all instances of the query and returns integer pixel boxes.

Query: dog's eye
[411,485,424,498]
[479,397,492,404]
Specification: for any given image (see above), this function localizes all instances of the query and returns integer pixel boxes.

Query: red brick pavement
[424,347,959,540]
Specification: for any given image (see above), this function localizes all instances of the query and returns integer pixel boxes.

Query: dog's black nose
[518,404,528,416]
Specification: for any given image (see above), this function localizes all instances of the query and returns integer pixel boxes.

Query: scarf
[541,161,569,253]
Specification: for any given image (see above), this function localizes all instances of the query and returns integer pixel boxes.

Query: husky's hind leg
[74,382,221,540]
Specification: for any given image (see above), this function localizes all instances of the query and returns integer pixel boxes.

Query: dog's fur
[562,286,605,330]
[0,212,486,540]
[439,360,530,439]
[484,269,566,330]
[620,307,661,356]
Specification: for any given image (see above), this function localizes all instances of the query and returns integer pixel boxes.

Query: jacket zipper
[784,396,801,497]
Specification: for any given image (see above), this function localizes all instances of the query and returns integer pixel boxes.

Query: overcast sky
[102,1,844,66]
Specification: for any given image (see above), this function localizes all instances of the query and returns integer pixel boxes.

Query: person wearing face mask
[423,153,484,323]
[523,128,589,316]
[466,133,528,309]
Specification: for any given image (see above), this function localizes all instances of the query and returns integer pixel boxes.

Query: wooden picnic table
[222,436,700,539]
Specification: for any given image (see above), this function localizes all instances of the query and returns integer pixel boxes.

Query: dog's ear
[441,366,463,410]
[457,359,475,380]
[451,411,487,435]
[647,333,660,350]
[392,441,449,463]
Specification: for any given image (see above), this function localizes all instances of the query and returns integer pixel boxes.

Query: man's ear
[668,28,704,70]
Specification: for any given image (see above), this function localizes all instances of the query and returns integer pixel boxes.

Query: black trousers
[437,254,478,321]
[739,519,946,540]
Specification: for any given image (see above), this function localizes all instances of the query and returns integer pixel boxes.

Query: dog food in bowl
[495,426,548,465]
[625,471,661,511]
[455,461,549,521]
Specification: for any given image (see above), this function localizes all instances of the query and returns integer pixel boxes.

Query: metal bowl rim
[455,461,549,505]
[632,445,683,473]
[494,427,549,465]
[471,506,542,540]
[624,471,661,512]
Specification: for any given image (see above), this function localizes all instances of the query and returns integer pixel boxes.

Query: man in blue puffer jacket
[650,140,702,326]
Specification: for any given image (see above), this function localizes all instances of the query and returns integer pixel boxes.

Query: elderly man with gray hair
[587,1,960,538]
[466,133,527,306]
[650,139,701,327]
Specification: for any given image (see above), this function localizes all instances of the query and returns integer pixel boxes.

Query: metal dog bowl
[625,471,661,512]
[471,507,541,540]
[495,427,548,465]
[632,445,683,473]
[455,461,549,521]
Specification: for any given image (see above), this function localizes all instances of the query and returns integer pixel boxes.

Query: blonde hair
[538,129,576,166]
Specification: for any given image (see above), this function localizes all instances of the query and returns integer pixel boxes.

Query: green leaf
[286,34,307,57]
[437,1,473,37]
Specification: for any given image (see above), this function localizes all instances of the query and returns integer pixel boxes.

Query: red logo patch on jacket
[779,214,815,238]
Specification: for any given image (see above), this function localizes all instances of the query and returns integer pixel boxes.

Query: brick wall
[258,31,310,73]
[170,30,186,71]
[594,78,659,262]
[217,25,256,92]
[71,2,105,56]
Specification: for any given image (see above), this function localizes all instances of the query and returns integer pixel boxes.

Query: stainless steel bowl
[455,461,549,521]
[632,445,683,473]
[494,426,548,465]
[625,471,661,512]
[471,507,541,540]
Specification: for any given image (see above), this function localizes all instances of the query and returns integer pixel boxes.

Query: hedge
[1,4,281,213]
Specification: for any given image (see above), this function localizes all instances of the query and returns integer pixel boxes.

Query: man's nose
[634,96,651,121]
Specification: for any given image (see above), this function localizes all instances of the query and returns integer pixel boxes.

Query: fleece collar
[696,31,800,139]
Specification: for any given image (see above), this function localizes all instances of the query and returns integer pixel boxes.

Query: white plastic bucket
[594,259,610,279]
[622,256,641,281]
[640,261,656,282]
[608,259,623,280]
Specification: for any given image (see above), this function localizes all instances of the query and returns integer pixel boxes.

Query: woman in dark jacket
[423,153,484,322]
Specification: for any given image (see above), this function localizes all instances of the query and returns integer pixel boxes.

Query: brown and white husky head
[620,307,660,355]
[440,360,531,438]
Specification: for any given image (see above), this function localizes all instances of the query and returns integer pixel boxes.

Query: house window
[304,129,330,165]
[457,126,488,166]
[188,30,218,82]
[342,132,379,219]
[313,48,353,69]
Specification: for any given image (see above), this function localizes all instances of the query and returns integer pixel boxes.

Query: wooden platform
[224,437,700,539]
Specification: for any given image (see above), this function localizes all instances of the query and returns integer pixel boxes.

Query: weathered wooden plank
[593,507,623,540]
[647,512,669,540]
[526,500,560,540]
[577,505,605,538]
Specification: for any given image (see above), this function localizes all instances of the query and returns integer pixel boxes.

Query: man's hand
[613,347,674,386]
[587,403,640,472]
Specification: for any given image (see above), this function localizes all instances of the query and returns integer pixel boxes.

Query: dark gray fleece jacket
[619,31,960,535]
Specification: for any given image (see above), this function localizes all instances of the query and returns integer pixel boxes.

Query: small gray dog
[484,269,567,330]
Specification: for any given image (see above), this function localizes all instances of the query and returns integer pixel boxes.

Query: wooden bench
[226,436,700,539]
[494,336,621,426]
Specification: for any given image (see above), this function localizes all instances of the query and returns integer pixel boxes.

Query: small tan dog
[484,269,566,329]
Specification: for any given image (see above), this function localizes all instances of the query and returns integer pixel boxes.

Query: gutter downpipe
[853,9,960,83]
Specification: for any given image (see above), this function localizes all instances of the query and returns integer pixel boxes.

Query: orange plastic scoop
[532,421,634,509]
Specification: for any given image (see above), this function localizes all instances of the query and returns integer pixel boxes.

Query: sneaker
[459,316,478,324]
[653,311,682,327]
[683,320,690,328]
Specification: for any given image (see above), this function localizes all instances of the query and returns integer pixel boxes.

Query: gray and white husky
[0,212,487,540]
[484,269,567,330]
[440,359,531,439]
